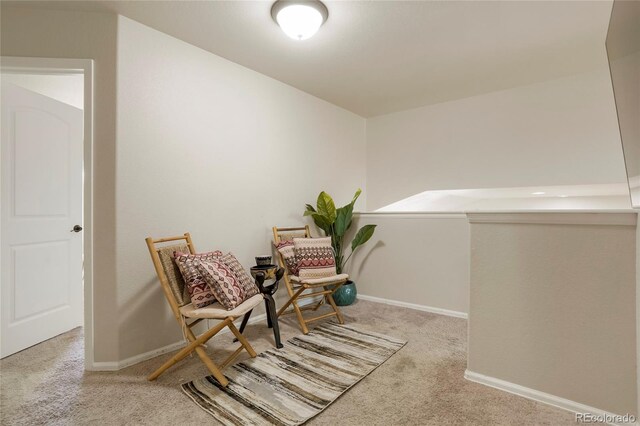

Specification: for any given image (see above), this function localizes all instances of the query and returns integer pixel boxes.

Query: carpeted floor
[0,300,575,425]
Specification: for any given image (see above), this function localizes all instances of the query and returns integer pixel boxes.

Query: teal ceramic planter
[333,281,357,306]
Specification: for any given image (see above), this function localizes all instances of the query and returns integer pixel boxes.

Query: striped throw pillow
[275,240,299,276]
[174,251,223,308]
[293,237,337,280]
[196,259,244,310]
[218,253,260,301]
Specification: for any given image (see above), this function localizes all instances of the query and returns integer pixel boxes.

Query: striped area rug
[182,322,407,425]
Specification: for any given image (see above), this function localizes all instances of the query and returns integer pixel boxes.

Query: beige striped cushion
[294,237,337,280]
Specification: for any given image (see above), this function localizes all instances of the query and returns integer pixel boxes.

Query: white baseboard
[88,312,268,371]
[88,361,120,371]
[357,294,468,319]
[89,295,366,371]
[464,370,638,426]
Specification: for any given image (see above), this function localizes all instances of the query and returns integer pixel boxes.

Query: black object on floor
[236,266,284,348]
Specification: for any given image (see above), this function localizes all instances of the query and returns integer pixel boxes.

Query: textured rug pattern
[182,323,406,425]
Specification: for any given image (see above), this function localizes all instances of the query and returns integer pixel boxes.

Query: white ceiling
[3,1,614,117]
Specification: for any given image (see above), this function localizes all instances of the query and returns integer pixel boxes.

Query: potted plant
[304,189,376,305]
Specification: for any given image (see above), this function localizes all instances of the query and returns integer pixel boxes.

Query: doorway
[0,57,94,369]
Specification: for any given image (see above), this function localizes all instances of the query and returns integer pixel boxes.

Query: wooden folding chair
[145,233,261,386]
[272,226,348,334]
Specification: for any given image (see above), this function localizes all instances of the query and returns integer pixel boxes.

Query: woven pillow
[293,237,337,280]
[174,251,223,308]
[275,240,299,276]
[218,253,259,300]
[196,260,244,310]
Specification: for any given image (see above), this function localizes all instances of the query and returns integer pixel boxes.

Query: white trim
[91,340,185,371]
[358,210,635,216]
[1,57,96,371]
[91,313,269,371]
[355,212,468,219]
[467,212,637,226]
[91,290,321,371]
[0,57,88,74]
[464,370,638,426]
[89,361,120,371]
[357,294,468,319]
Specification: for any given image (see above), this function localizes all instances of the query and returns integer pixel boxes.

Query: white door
[1,82,84,358]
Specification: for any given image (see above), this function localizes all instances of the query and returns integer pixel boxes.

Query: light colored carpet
[0,300,575,425]
[183,323,407,425]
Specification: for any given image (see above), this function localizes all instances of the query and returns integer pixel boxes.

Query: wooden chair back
[145,233,196,321]
[272,225,311,244]
[272,225,310,272]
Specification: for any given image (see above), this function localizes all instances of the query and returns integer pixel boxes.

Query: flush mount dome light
[271,0,328,41]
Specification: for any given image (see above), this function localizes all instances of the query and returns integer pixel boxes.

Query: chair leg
[276,286,306,317]
[233,309,252,342]
[185,323,230,386]
[227,321,257,358]
[194,346,230,387]
[220,345,246,370]
[148,348,190,382]
[148,319,229,384]
[148,333,207,381]
[277,286,309,334]
[313,298,325,311]
[292,300,309,334]
[326,293,345,324]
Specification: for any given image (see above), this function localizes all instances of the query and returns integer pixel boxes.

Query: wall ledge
[467,212,637,226]
[464,370,638,426]
[355,212,468,219]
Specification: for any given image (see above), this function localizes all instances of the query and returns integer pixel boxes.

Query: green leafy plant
[304,189,377,274]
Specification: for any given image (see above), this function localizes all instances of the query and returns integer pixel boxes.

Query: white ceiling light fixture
[271,0,329,41]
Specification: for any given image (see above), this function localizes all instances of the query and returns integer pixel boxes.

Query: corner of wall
[637,215,640,417]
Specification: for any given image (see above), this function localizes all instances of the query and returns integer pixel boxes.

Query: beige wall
[1,6,119,363]
[365,67,627,210]
[0,9,366,364]
[115,16,366,359]
[349,213,469,315]
[467,213,637,416]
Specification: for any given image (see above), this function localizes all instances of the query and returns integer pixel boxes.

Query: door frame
[1,56,95,369]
